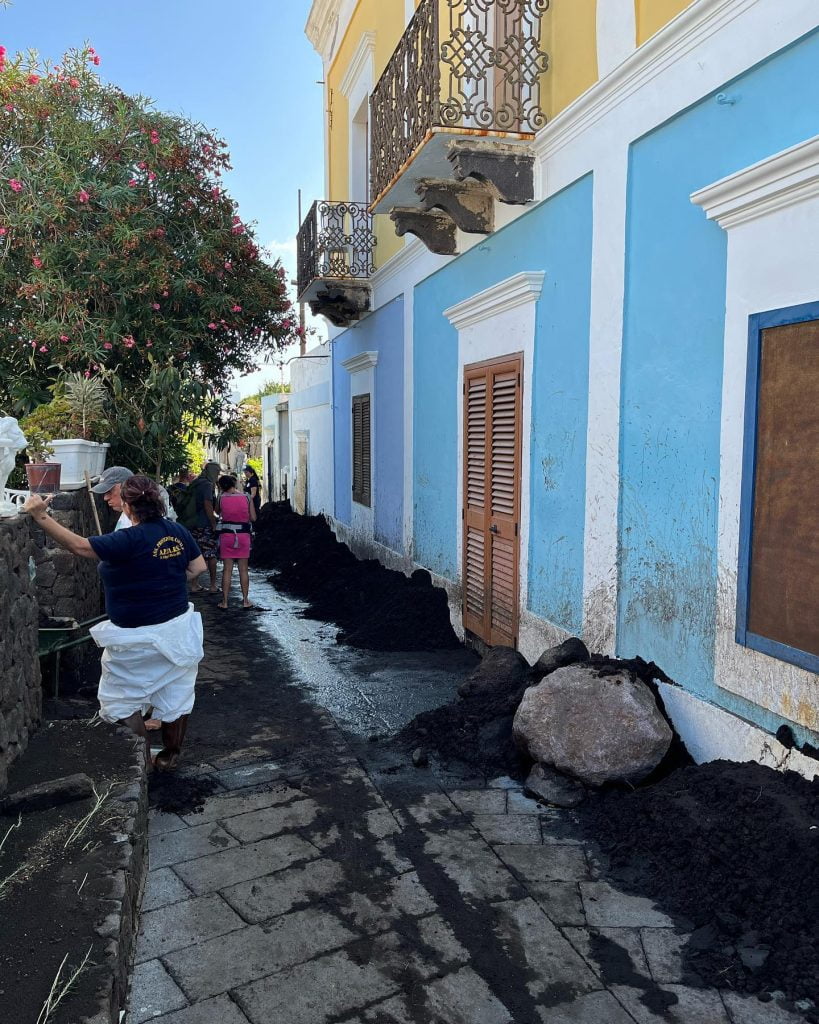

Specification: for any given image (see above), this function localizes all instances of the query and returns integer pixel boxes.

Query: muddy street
[127,572,799,1024]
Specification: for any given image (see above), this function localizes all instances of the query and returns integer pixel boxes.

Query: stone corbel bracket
[448,140,536,206]
[415,177,495,235]
[389,207,458,255]
[309,283,371,328]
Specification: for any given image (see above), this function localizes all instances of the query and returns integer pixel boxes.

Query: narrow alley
[128,571,796,1024]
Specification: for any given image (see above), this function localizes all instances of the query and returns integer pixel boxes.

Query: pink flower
[145,340,153,347]
[231,304,242,312]
[38,345,48,353]
[59,334,69,341]
[0,227,6,237]
[148,171,156,182]
[68,77,80,88]
[29,341,36,348]
[8,179,22,192]
[231,225,243,234]
[123,335,136,348]
[84,369,91,378]
[207,322,217,330]
[77,189,89,203]
[211,188,220,199]
[161,290,169,297]
[92,55,100,66]
[128,179,137,187]
[27,74,40,85]
[224,261,232,270]
[152,303,160,310]
[4,105,13,112]
[103,342,113,350]
[150,130,159,145]
[32,256,43,268]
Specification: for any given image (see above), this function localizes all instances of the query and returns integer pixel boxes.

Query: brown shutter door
[488,365,521,646]
[463,371,488,636]
[352,397,363,503]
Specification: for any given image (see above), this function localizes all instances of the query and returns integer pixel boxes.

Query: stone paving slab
[221,856,346,923]
[173,834,317,895]
[640,926,688,983]
[564,925,651,978]
[149,810,188,836]
[149,822,238,870]
[129,959,189,1024]
[422,829,527,902]
[140,868,194,913]
[136,893,245,963]
[213,759,307,791]
[448,788,507,815]
[150,993,249,1024]
[722,992,806,1023]
[233,948,400,1024]
[496,842,589,883]
[365,966,513,1024]
[179,782,304,825]
[540,990,636,1023]
[162,907,355,1001]
[471,813,543,845]
[219,797,320,843]
[526,881,587,926]
[581,881,675,929]
[611,983,731,1023]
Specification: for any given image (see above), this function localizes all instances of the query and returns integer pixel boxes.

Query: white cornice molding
[341,350,379,372]
[305,0,340,59]
[691,135,819,229]
[444,272,545,331]
[534,0,760,160]
[371,237,427,287]
[339,30,376,97]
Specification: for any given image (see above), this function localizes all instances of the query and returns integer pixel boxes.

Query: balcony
[296,201,376,327]
[369,0,549,254]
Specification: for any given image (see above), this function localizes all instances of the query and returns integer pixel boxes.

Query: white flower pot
[47,440,110,490]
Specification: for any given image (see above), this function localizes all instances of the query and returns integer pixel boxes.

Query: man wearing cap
[92,466,176,530]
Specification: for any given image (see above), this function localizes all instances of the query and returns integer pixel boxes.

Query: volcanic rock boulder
[458,645,530,698]
[512,664,672,787]
[530,637,589,681]
[524,763,586,807]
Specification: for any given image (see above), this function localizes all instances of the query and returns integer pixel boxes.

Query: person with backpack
[178,462,221,593]
[167,466,195,519]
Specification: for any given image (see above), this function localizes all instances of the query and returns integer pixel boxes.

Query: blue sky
[1,0,327,392]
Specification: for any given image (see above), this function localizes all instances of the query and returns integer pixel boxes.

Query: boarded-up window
[738,306,819,671]
[352,393,371,507]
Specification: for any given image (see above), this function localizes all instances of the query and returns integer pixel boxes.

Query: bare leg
[120,711,152,771]
[207,556,218,592]
[219,559,234,608]
[238,560,251,607]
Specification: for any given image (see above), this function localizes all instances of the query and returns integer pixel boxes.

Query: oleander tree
[0,43,300,475]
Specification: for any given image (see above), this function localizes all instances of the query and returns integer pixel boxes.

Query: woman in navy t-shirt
[25,475,206,770]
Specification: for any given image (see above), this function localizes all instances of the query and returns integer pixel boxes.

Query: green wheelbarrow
[38,614,107,699]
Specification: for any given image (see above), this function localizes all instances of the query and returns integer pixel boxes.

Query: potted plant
[22,426,59,494]
[47,373,111,487]
[20,375,111,490]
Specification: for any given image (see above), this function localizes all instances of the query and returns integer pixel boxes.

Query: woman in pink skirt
[216,475,257,609]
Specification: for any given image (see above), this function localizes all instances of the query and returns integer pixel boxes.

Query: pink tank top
[220,492,250,524]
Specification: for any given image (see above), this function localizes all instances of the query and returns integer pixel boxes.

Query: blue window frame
[737,300,819,674]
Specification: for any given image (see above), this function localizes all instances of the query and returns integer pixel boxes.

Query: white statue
[0,416,28,518]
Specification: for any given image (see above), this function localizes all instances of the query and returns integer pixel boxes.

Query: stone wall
[31,490,106,625]
[0,516,41,792]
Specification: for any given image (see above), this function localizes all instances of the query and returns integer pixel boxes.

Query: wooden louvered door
[463,355,522,647]
[352,393,371,507]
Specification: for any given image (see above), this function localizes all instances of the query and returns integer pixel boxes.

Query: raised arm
[23,495,98,559]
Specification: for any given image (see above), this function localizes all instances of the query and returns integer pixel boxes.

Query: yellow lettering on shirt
[153,536,185,560]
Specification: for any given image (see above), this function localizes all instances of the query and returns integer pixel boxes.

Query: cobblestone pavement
[127,577,797,1024]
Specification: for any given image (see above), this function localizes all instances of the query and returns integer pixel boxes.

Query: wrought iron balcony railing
[370,0,549,208]
[296,201,376,301]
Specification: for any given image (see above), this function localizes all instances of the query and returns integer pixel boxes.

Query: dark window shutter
[352,393,371,507]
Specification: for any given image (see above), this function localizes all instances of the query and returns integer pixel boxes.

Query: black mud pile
[397,649,682,780]
[251,502,460,652]
[583,760,819,1015]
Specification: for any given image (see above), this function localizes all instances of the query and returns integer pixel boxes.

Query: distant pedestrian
[216,474,256,610]
[242,464,262,517]
[188,462,221,594]
[167,466,195,518]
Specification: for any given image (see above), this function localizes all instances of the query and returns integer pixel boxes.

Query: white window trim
[342,352,377,532]
[691,135,819,733]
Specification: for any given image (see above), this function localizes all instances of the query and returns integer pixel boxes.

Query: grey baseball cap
[91,465,133,494]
